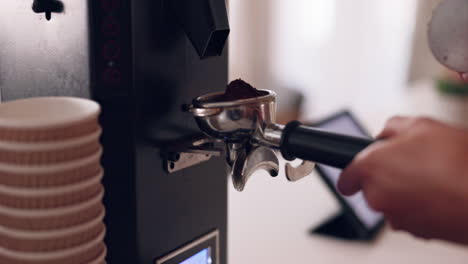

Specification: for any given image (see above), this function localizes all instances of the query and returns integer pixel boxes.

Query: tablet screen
[315,114,383,229]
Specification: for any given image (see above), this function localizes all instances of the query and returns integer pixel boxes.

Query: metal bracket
[285,160,315,182]
[166,152,213,173]
[163,137,223,173]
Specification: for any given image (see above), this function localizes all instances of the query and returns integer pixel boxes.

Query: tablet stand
[310,211,365,241]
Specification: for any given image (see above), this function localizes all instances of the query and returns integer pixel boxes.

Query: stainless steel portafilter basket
[190,89,276,142]
[189,89,374,191]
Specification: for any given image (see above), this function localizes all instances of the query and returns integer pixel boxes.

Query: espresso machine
[2,0,468,263]
[0,0,229,263]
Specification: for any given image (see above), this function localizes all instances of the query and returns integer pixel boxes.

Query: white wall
[229,0,273,90]
[230,0,420,121]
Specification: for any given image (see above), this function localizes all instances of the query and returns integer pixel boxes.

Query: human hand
[338,117,468,244]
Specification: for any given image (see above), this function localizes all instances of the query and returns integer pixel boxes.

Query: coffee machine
[0,0,230,263]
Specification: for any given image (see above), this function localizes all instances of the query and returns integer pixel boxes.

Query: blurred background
[229,0,468,127]
[227,0,468,263]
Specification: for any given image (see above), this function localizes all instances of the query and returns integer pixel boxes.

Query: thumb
[377,116,413,139]
[337,162,365,196]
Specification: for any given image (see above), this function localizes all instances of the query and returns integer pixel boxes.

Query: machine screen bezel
[155,230,219,264]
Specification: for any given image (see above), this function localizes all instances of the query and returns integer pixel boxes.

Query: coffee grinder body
[0,0,229,263]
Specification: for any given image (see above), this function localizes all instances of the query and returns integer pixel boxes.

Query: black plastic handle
[280,121,374,169]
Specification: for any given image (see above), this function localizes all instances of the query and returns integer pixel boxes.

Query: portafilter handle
[276,121,375,169]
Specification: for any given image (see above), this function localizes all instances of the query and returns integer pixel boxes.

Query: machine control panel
[91,0,130,100]
[155,230,219,264]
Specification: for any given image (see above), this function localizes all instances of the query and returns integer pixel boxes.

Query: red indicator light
[102,17,119,36]
[103,40,121,60]
[102,0,119,12]
[103,68,121,84]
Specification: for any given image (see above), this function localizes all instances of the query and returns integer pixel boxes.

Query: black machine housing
[0,0,230,263]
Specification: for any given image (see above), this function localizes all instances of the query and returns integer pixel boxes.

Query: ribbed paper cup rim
[0,97,100,130]
[89,245,107,264]
[0,170,103,197]
[0,210,105,239]
[0,128,102,152]
[0,188,104,218]
[0,148,102,174]
[0,227,105,261]
[0,203,105,231]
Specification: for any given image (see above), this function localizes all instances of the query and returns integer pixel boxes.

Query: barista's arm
[338,117,468,244]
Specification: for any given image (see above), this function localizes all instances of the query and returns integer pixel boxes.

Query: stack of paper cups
[0,97,106,264]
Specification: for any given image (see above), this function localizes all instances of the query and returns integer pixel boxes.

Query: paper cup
[0,129,102,165]
[0,172,103,209]
[0,119,99,143]
[0,149,102,187]
[0,128,101,165]
[0,189,104,230]
[89,245,107,264]
[0,210,105,252]
[0,230,106,264]
[0,97,100,142]
[0,128,101,153]
[0,141,101,165]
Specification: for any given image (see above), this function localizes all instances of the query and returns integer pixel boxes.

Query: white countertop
[228,81,468,264]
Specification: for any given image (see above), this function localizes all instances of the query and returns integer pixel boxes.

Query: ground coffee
[222,79,264,101]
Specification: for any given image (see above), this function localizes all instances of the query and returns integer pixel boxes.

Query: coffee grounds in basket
[222,79,264,101]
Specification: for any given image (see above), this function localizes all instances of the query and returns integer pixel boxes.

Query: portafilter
[188,87,374,191]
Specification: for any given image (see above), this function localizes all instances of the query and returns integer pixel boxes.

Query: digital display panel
[179,248,212,264]
[315,114,383,229]
[156,230,218,264]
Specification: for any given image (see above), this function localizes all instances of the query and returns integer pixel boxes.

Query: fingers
[378,116,438,139]
[461,72,468,83]
[337,146,376,196]
[337,163,363,196]
[338,139,389,196]
[339,116,435,196]
[338,117,406,195]
[377,116,412,139]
